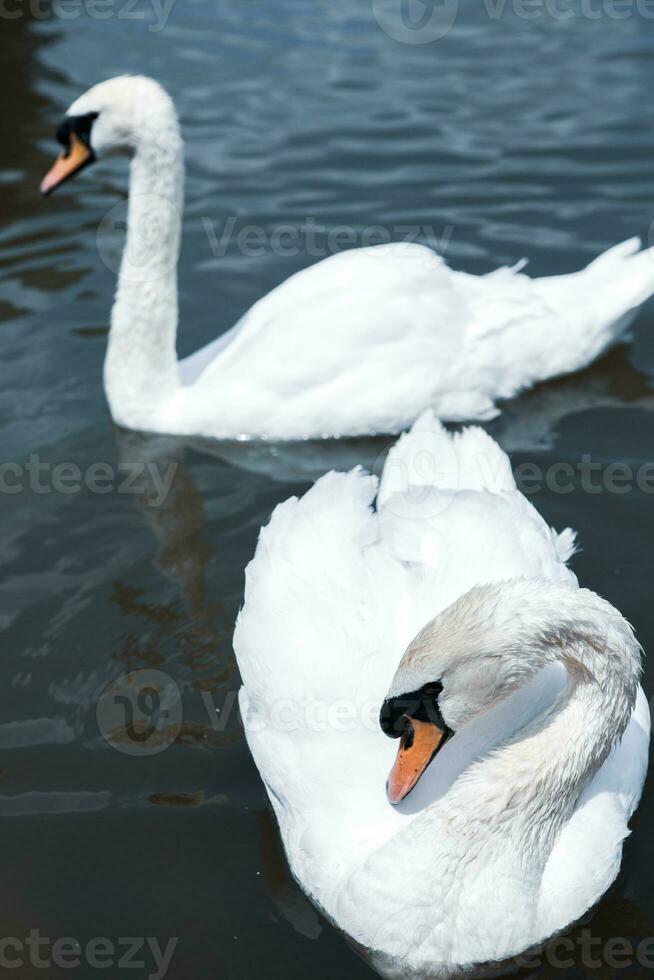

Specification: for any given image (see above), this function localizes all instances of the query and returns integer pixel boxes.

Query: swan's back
[234,413,577,906]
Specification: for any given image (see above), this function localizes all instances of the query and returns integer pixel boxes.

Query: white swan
[41,75,654,442]
[234,413,650,978]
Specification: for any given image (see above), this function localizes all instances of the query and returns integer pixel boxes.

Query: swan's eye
[380,681,445,738]
[422,682,444,698]
[412,682,445,725]
[56,112,99,155]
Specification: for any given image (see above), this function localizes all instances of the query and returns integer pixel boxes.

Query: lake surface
[2,2,654,977]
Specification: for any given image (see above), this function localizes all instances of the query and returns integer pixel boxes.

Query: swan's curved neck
[104,122,184,431]
[337,615,639,969]
[461,658,625,846]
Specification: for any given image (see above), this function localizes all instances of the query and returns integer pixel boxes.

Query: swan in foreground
[41,76,654,441]
[234,413,649,978]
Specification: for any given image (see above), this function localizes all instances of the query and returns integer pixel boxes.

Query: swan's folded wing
[181,239,654,434]
[234,466,412,890]
[185,244,469,437]
[235,467,382,708]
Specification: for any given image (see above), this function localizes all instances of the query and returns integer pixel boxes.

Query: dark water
[2,2,654,977]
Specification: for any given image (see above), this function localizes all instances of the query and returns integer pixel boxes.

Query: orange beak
[40,132,93,196]
[387,717,449,805]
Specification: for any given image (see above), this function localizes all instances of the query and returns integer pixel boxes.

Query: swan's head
[40,75,178,196]
[379,579,640,804]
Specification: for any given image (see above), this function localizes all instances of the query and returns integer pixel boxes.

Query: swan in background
[234,413,649,978]
[41,75,654,442]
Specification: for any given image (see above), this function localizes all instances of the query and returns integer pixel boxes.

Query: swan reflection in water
[112,425,239,688]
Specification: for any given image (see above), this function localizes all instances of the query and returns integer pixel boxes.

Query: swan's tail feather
[379,410,515,509]
[376,413,578,586]
[584,235,642,267]
[583,237,654,325]
[555,526,578,565]
[538,237,654,354]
